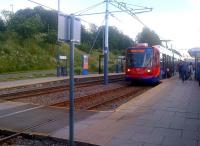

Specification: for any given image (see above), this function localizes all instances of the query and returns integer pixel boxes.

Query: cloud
[137,10,200,50]
[188,0,200,7]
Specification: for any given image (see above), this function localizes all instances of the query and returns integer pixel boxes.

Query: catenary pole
[56,0,60,77]
[69,15,75,146]
[104,0,109,85]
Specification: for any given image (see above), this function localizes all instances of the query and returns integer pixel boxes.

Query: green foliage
[0,36,56,73]
[0,6,128,74]
[0,17,6,32]
[77,25,134,54]
[44,30,57,44]
[33,6,57,33]
[9,14,44,38]
[1,10,12,24]
[136,27,161,46]
[0,7,58,73]
[108,26,134,54]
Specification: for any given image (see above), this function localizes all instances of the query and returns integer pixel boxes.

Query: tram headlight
[146,69,152,73]
[127,68,131,72]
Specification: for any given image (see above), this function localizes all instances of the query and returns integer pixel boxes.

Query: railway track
[0,78,125,120]
[52,85,151,110]
[0,77,123,101]
[88,87,150,110]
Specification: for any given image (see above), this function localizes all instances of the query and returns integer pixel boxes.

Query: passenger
[160,67,164,79]
[166,67,171,78]
[180,61,187,82]
[178,61,182,78]
[188,62,194,80]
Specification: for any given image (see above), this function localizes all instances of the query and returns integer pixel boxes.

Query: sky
[0,0,200,58]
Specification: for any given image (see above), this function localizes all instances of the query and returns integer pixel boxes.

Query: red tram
[125,43,181,84]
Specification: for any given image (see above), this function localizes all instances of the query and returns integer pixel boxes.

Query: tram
[125,43,181,84]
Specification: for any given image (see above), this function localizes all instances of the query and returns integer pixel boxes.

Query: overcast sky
[0,0,200,57]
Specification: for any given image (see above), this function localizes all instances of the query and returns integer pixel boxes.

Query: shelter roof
[188,47,200,58]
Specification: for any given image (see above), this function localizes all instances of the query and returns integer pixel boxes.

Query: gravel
[0,130,99,146]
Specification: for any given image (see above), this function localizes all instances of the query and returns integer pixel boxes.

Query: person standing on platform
[180,61,187,82]
[188,62,194,80]
[178,61,182,78]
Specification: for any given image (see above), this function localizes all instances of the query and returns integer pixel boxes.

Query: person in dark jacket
[180,61,187,82]
[178,61,182,78]
[188,62,194,80]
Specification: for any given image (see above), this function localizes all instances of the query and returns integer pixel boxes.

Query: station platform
[0,73,124,94]
[0,76,200,146]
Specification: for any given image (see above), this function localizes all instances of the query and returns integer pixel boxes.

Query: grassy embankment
[0,33,118,80]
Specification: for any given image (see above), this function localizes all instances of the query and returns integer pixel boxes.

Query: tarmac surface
[0,76,200,146]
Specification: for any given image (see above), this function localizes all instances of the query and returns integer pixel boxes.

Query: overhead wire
[110,13,122,22]
[27,0,148,29]
[26,0,151,46]
[26,0,103,33]
[27,0,56,11]
[73,1,105,15]
[109,1,150,27]
[89,19,105,54]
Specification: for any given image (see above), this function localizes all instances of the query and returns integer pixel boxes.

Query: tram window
[127,53,145,67]
[127,48,153,67]
[143,49,153,67]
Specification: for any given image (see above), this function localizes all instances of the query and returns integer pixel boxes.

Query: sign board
[72,17,81,43]
[129,49,145,53]
[58,13,68,42]
[59,55,67,60]
[58,13,81,43]
[82,55,88,69]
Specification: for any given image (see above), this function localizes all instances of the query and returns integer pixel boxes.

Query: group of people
[178,61,194,82]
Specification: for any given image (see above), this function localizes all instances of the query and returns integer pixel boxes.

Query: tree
[136,27,161,46]
[33,6,57,33]
[1,10,12,24]
[9,14,44,38]
[0,17,5,32]
[94,26,134,54]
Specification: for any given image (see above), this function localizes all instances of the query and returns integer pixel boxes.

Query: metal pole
[99,55,101,74]
[57,0,60,31]
[56,0,60,77]
[69,15,75,146]
[104,0,109,85]
[171,44,174,76]
[195,54,197,80]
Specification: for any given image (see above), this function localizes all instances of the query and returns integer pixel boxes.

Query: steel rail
[0,77,123,101]
[0,78,123,119]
